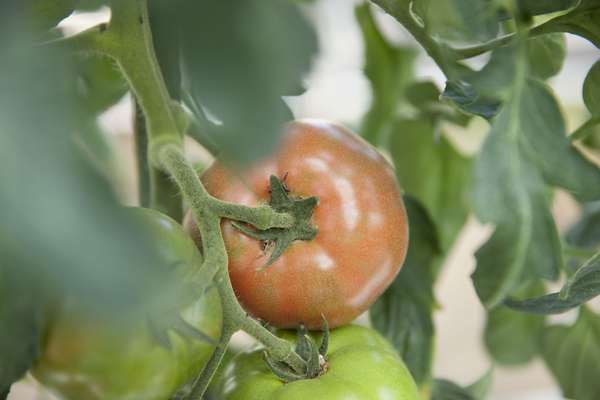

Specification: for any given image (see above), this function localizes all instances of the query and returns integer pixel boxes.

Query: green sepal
[264,321,330,382]
[263,352,306,382]
[319,317,329,356]
[233,175,318,268]
[295,325,311,360]
[304,335,321,378]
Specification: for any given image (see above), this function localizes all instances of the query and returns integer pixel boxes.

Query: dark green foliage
[505,253,600,314]
[542,307,600,400]
[150,0,318,166]
[370,197,440,385]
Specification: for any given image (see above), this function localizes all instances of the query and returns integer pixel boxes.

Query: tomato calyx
[264,319,330,382]
[232,175,319,268]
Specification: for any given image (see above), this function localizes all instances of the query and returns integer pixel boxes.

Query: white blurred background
[10,1,600,399]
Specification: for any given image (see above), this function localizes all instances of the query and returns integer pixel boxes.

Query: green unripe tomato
[31,208,222,400]
[221,325,419,400]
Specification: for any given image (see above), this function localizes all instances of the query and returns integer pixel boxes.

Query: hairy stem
[212,268,307,374]
[211,201,294,230]
[45,1,179,141]
[157,145,307,398]
[370,0,454,77]
[186,324,234,400]
[108,0,181,142]
[133,98,151,207]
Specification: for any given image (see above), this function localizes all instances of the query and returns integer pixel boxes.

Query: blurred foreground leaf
[0,12,197,394]
[160,0,318,166]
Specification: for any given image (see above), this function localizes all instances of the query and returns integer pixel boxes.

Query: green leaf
[73,53,127,114]
[471,50,571,308]
[75,0,107,11]
[465,369,494,400]
[412,0,500,43]
[0,263,46,395]
[542,307,600,400]
[405,81,440,109]
[519,80,600,202]
[405,81,471,126]
[583,60,600,116]
[431,380,475,400]
[484,282,545,365]
[370,196,440,385]
[148,0,182,101]
[526,33,566,80]
[431,370,492,400]
[566,201,600,248]
[26,0,76,32]
[356,2,417,146]
[471,96,562,307]
[516,0,579,16]
[0,12,196,392]
[471,51,600,308]
[176,0,317,166]
[389,118,471,251]
[536,0,600,48]
[442,46,517,119]
[505,252,600,314]
[441,80,501,119]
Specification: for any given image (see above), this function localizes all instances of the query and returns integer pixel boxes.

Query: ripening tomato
[184,120,408,329]
[220,325,419,400]
[32,208,222,400]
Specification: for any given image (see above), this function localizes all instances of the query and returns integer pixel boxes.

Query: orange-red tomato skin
[185,119,408,329]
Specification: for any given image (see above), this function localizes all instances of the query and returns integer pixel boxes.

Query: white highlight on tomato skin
[304,157,329,172]
[333,176,359,231]
[347,258,393,308]
[314,250,335,271]
[367,211,385,229]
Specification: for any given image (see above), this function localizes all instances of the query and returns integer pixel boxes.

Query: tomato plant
[220,325,419,400]
[184,120,408,329]
[31,208,222,400]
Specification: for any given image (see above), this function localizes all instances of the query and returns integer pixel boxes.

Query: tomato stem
[45,0,184,217]
[157,144,307,397]
[186,324,234,400]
